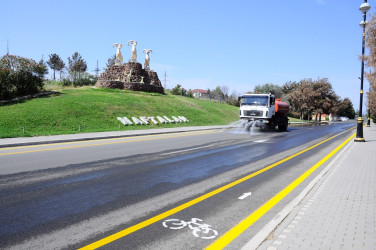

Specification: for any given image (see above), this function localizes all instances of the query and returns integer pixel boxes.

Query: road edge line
[205,131,356,250]
[240,132,355,250]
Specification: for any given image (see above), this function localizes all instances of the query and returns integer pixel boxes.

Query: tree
[211,86,224,99]
[171,84,183,95]
[187,89,194,98]
[0,55,46,99]
[287,78,339,121]
[228,89,239,106]
[337,97,356,119]
[37,57,49,78]
[47,53,65,80]
[68,52,87,81]
[282,81,300,95]
[105,54,116,69]
[366,14,376,119]
[254,83,283,99]
[288,79,315,120]
[311,78,336,121]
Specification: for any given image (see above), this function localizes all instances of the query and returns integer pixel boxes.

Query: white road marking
[160,145,214,156]
[254,139,268,143]
[238,192,252,200]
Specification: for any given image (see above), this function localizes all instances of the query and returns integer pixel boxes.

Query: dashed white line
[160,144,214,156]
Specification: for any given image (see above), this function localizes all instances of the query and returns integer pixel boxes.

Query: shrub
[59,72,97,87]
[187,89,194,98]
[0,55,47,100]
[288,111,301,119]
[171,84,182,95]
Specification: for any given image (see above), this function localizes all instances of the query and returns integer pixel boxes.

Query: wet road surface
[0,122,356,249]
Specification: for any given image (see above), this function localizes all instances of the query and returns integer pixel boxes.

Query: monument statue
[128,40,138,62]
[126,69,133,82]
[143,49,152,70]
[112,43,123,65]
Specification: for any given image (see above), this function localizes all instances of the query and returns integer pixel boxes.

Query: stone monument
[128,40,137,63]
[112,43,123,66]
[96,42,163,94]
[143,49,152,70]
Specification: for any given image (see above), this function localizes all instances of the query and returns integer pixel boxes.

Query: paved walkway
[255,124,376,250]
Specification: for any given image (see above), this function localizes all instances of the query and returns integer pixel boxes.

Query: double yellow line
[80,127,355,249]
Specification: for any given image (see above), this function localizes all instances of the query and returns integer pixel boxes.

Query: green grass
[0,87,239,138]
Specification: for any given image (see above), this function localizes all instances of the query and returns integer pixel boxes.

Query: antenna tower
[94,60,100,78]
[163,70,170,89]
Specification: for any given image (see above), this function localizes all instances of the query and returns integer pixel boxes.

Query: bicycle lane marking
[78,127,355,250]
[205,131,356,250]
[163,218,218,239]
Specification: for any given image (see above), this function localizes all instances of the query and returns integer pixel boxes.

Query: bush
[187,89,194,98]
[59,72,97,87]
[171,84,182,95]
[0,55,47,100]
[288,111,301,119]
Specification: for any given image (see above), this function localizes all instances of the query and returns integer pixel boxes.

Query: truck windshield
[240,96,268,106]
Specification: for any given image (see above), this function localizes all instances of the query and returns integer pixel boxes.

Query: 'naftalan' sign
[117,116,189,126]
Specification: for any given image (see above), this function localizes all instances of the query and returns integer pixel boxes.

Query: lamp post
[355,0,371,142]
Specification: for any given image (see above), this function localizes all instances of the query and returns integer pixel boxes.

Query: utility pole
[7,39,9,55]
[163,70,170,89]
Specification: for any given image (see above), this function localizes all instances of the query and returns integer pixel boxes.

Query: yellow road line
[79,127,355,250]
[0,130,218,151]
[0,130,219,156]
[205,132,356,250]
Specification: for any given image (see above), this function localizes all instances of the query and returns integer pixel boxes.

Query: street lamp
[359,19,372,127]
[355,0,371,142]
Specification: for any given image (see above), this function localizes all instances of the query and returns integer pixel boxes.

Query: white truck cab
[239,93,289,131]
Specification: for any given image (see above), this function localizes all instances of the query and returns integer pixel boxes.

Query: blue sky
[0,0,372,110]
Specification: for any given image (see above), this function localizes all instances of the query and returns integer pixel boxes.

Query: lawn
[0,87,239,138]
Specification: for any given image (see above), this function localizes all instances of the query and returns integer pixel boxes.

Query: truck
[239,93,289,131]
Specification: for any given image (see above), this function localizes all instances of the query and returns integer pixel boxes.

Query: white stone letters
[178,116,189,122]
[118,116,189,126]
[163,116,175,123]
[171,116,182,123]
[131,117,144,125]
[156,116,167,124]
[148,116,158,124]
[139,116,149,125]
[123,117,133,125]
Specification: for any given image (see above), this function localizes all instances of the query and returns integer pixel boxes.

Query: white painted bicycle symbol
[162,218,218,239]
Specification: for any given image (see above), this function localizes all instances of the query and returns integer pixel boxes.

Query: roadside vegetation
[252,80,356,122]
[0,86,239,138]
[366,15,376,122]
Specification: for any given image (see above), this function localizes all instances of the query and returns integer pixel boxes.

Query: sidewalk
[254,124,376,250]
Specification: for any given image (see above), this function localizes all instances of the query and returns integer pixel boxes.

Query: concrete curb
[0,125,235,148]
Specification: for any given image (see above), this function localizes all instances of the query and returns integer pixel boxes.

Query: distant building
[192,89,208,99]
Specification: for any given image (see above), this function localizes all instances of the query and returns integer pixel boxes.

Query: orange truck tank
[275,99,289,114]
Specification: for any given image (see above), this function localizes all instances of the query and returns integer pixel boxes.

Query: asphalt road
[0,122,356,249]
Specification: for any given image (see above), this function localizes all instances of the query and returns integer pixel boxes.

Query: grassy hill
[0,87,239,138]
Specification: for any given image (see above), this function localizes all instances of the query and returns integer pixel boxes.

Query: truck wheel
[267,121,275,131]
[278,120,288,132]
